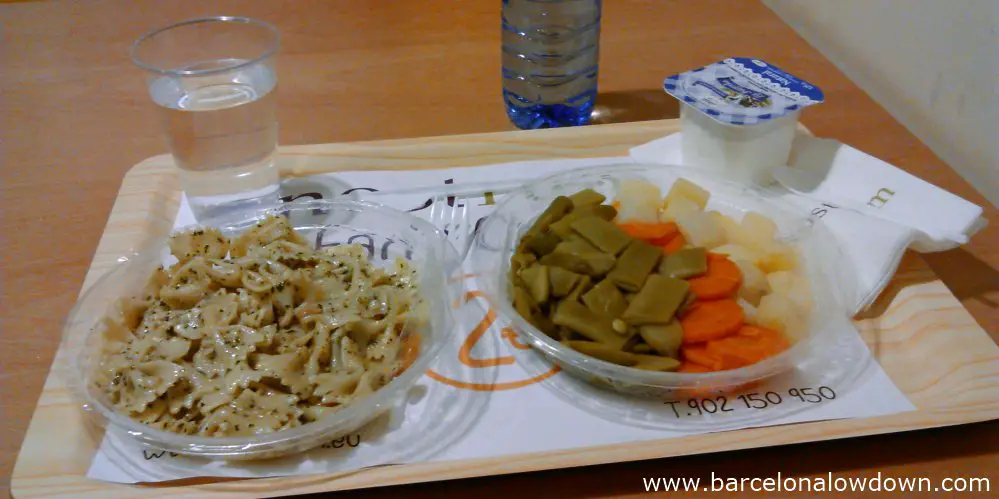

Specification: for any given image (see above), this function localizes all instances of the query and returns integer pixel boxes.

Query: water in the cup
[150,60,280,219]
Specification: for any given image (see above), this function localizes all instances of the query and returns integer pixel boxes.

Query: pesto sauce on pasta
[93,216,425,437]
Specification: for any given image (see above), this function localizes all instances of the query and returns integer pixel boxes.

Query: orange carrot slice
[680,325,790,372]
[705,325,789,369]
[681,344,725,370]
[618,221,678,243]
[646,223,680,246]
[677,361,713,374]
[680,299,744,344]
[687,253,742,300]
[662,232,687,254]
[736,324,785,340]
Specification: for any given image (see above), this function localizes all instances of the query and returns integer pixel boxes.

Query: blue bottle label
[663,58,824,126]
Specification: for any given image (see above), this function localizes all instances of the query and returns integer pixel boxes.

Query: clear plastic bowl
[471,163,858,400]
[60,200,463,460]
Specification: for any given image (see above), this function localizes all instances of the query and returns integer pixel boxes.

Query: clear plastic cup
[132,16,283,221]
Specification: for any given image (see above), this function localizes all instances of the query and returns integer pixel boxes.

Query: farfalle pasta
[93,215,426,437]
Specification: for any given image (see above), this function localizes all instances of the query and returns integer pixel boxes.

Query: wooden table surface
[2,1,997,497]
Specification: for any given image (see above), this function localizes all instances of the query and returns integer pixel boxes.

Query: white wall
[765,0,999,207]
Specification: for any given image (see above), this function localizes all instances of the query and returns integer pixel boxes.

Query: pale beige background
[766,0,999,208]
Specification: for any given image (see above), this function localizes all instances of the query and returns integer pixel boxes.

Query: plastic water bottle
[502,0,601,129]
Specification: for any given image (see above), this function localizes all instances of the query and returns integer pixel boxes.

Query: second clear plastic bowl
[60,200,463,460]
[471,163,859,399]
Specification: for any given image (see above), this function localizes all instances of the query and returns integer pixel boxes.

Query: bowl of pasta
[61,200,463,460]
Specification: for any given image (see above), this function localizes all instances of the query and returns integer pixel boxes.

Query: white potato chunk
[766,271,814,313]
[755,292,808,344]
[757,243,802,274]
[664,178,710,211]
[660,196,701,222]
[741,211,777,241]
[616,178,661,223]
[676,211,726,249]
[736,297,758,322]
[766,271,796,295]
[732,258,770,306]
[711,243,761,265]
[708,211,743,244]
[731,212,779,251]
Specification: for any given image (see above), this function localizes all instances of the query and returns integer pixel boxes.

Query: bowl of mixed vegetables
[471,163,855,398]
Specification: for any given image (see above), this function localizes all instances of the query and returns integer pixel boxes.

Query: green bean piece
[639,320,684,358]
[549,211,585,238]
[659,247,708,279]
[510,252,537,274]
[631,343,655,354]
[569,216,634,256]
[519,265,550,305]
[591,204,618,221]
[566,275,593,302]
[524,231,561,257]
[525,196,573,236]
[549,267,583,298]
[538,252,613,277]
[622,332,642,351]
[539,239,616,276]
[552,300,628,349]
[568,188,606,208]
[530,311,558,338]
[553,235,601,254]
[556,327,576,341]
[538,250,584,275]
[513,286,539,321]
[677,292,698,317]
[564,341,640,366]
[561,329,591,342]
[581,279,628,318]
[509,252,537,286]
[513,252,538,265]
[606,240,663,292]
[549,204,614,237]
[622,274,690,325]
[632,355,682,372]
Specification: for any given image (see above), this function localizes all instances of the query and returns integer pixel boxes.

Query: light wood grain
[3,1,999,498]
[11,120,999,498]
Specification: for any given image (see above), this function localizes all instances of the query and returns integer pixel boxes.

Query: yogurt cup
[664,58,824,185]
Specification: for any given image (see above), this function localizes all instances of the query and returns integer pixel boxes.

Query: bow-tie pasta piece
[93,215,425,437]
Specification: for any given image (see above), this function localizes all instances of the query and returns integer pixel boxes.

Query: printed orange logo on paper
[426,290,560,391]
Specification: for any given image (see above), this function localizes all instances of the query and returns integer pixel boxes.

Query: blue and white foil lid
[664,58,824,126]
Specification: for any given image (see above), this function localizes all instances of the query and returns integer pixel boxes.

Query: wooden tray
[12,120,999,498]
